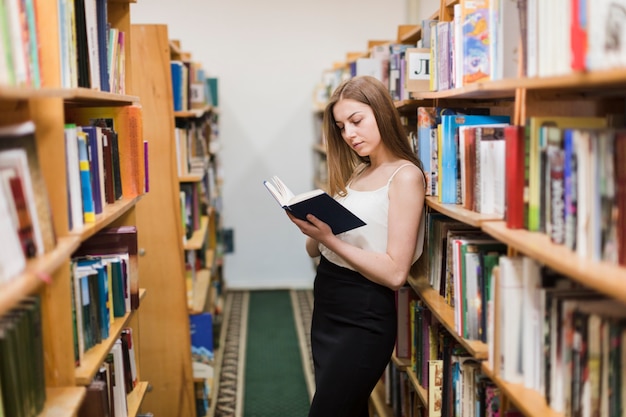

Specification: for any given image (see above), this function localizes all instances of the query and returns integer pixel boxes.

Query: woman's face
[333,98,381,157]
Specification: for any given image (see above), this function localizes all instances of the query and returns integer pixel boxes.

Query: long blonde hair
[322,75,422,197]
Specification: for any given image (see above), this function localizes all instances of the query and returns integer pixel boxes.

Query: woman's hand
[286,212,333,244]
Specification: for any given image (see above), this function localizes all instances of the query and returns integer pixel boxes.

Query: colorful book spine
[77,130,96,223]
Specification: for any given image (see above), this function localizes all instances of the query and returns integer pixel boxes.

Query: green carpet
[243,290,310,417]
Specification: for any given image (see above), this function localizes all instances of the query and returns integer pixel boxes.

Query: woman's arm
[305,237,321,258]
[289,166,425,290]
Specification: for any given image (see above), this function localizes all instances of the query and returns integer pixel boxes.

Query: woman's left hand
[287,212,333,243]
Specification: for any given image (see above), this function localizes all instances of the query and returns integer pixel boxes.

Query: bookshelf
[313,1,626,416]
[0,1,149,416]
[128,24,196,417]
[128,25,224,417]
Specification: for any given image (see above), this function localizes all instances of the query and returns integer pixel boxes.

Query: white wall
[131,0,415,289]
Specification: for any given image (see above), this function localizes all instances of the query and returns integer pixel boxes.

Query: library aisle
[213,290,314,417]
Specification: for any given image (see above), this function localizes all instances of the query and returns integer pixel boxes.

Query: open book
[263,175,366,234]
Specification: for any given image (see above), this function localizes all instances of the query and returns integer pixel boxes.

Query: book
[73,226,139,311]
[263,175,366,235]
[439,114,509,204]
[0,121,56,254]
[190,313,214,380]
[0,179,26,283]
[66,105,145,200]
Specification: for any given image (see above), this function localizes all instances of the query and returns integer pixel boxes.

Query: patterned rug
[212,290,314,417]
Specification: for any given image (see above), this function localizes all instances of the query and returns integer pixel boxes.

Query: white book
[111,339,129,417]
[0,183,26,283]
[498,256,524,384]
[587,0,626,70]
[0,148,43,256]
[84,0,101,89]
[65,125,84,231]
[521,256,541,390]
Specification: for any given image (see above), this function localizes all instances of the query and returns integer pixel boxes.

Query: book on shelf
[428,359,444,417]
[504,125,525,229]
[77,129,96,223]
[439,114,509,204]
[263,175,366,235]
[0,121,56,255]
[0,177,26,283]
[526,116,607,233]
[73,225,140,311]
[110,339,129,417]
[396,285,418,359]
[190,313,215,380]
[78,380,110,417]
[66,105,145,200]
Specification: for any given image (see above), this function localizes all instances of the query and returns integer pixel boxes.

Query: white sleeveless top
[319,164,426,271]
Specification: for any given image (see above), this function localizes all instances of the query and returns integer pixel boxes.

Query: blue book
[81,126,103,214]
[439,115,510,204]
[190,313,214,379]
[170,61,184,111]
[77,130,95,222]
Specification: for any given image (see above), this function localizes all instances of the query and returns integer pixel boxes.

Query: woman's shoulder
[389,161,425,189]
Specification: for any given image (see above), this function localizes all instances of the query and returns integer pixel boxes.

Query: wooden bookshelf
[40,387,86,417]
[127,381,150,416]
[369,379,393,417]
[426,197,503,228]
[0,236,80,317]
[408,275,489,360]
[0,1,149,415]
[188,269,211,314]
[405,369,428,409]
[131,23,196,417]
[184,216,210,250]
[481,221,626,305]
[481,364,563,417]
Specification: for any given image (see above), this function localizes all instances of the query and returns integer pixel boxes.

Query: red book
[505,126,525,229]
[570,0,587,71]
[615,131,626,266]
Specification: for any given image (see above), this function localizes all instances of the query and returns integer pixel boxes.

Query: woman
[287,75,426,417]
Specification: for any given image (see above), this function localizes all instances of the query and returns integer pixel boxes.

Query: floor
[212,289,314,417]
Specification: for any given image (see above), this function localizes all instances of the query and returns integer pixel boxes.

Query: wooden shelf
[179,172,205,183]
[397,24,420,44]
[40,387,86,417]
[0,236,81,317]
[481,363,563,417]
[481,221,626,304]
[127,381,150,416]
[426,197,502,227]
[69,196,143,241]
[408,69,626,101]
[184,216,209,250]
[405,369,428,409]
[369,379,393,417]
[188,269,211,314]
[408,275,488,360]
[174,105,213,119]
[74,300,143,385]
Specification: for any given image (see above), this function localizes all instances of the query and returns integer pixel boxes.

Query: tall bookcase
[0,0,149,416]
[128,24,196,417]
[129,25,224,417]
[314,2,626,417]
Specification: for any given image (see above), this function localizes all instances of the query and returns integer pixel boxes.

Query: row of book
[170,60,218,112]
[388,316,522,417]
[61,0,126,92]
[0,296,46,417]
[70,226,139,366]
[422,0,520,92]
[65,105,147,231]
[413,107,626,267]
[493,256,626,416]
[0,0,126,91]
[0,122,56,284]
[77,328,138,417]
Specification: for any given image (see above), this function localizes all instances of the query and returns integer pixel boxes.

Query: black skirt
[308,256,397,417]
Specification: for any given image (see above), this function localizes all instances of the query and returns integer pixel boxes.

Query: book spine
[77,130,96,223]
